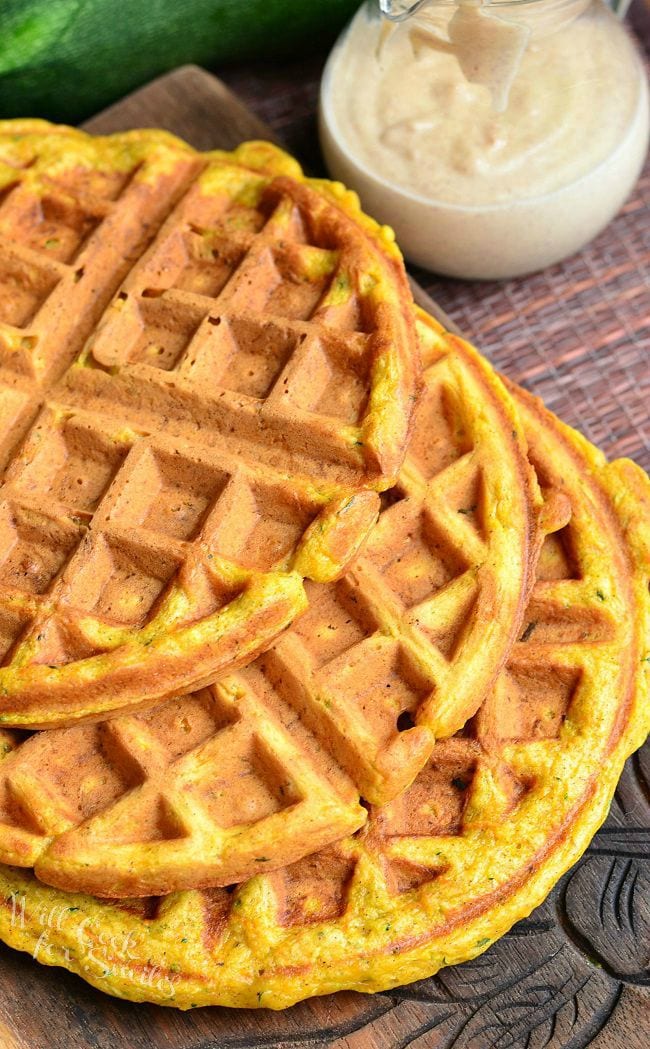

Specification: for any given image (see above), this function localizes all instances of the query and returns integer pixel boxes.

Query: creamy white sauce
[320,0,649,278]
[405,2,531,113]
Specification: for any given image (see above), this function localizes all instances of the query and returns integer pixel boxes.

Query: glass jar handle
[379,1,432,20]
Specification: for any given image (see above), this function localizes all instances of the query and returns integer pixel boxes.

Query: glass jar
[319,0,649,279]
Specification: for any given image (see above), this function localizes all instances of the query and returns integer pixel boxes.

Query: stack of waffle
[0,122,647,1010]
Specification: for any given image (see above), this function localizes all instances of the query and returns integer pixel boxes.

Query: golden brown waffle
[0,312,537,897]
[0,344,646,1008]
[0,120,420,727]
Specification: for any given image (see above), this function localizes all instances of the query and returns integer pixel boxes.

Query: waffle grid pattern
[0,679,366,896]
[0,380,644,1008]
[72,174,403,481]
[0,126,199,394]
[265,318,535,804]
[269,388,507,803]
[0,315,537,895]
[262,434,631,939]
[0,124,419,725]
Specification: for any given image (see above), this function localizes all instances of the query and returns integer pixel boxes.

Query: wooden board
[0,66,646,1049]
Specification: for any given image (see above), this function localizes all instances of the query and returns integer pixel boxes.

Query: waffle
[0,120,420,727]
[0,346,646,1008]
[0,311,538,897]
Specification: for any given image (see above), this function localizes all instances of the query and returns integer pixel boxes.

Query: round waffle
[0,312,538,897]
[0,359,646,1008]
[0,120,420,727]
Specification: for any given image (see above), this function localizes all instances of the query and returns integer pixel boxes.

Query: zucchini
[0,0,359,122]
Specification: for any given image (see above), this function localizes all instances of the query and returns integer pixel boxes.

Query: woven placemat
[221,15,649,472]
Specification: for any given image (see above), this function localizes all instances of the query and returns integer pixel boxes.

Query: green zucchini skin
[0,0,359,123]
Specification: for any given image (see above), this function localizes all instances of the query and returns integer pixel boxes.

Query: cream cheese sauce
[328,0,645,206]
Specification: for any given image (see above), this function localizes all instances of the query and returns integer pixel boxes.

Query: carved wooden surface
[0,66,646,1048]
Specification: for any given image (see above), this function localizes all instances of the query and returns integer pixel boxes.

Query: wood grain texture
[0,64,645,1049]
[84,65,276,150]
